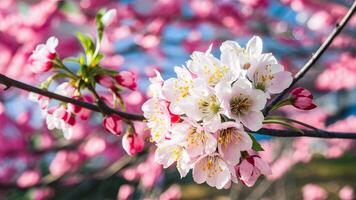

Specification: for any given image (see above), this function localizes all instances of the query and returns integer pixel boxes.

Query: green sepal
[269,98,292,112]
[248,133,264,151]
[39,73,69,89]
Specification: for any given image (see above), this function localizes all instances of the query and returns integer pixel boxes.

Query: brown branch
[252,128,356,139]
[0,74,145,121]
[264,2,356,115]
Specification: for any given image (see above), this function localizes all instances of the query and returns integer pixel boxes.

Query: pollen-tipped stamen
[230,95,252,116]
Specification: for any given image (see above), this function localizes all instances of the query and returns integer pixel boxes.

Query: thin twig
[264,2,356,115]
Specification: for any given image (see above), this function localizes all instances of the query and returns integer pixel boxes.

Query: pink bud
[115,71,137,90]
[96,75,115,88]
[236,155,271,187]
[117,184,134,200]
[103,115,122,135]
[102,9,117,27]
[290,87,317,110]
[61,110,76,126]
[33,187,54,200]
[302,184,328,200]
[17,170,40,188]
[339,185,354,200]
[29,36,58,73]
[122,132,144,156]
[0,84,6,91]
[67,96,84,114]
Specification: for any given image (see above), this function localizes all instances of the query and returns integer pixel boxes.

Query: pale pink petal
[241,111,264,131]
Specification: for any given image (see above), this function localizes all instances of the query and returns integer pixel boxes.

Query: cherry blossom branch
[252,128,356,139]
[1,73,356,139]
[264,2,356,115]
[0,73,145,121]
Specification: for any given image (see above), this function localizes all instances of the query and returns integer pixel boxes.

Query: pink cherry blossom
[49,150,84,177]
[32,187,54,200]
[236,155,271,187]
[29,36,58,73]
[80,136,106,157]
[290,87,317,110]
[16,170,40,188]
[302,184,328,200]
[103,115,122,135]
[339,185,354,200]
[96,75,116,88]
[115,71,137,90]
[28,93,50,110]
[0,83,6,91]
[216,122,252,165]
[117,184,134,200]
[46,107,76,139]
[122,132,144,156]
[192,154,232,189]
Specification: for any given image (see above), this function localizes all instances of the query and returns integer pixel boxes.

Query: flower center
[198,95,221,119]
[253,67,274,91]
[187,127,206,145]
[171,146,183,161]
[218,128,242,148]
[230,95,252,116]
[203,156,223,177]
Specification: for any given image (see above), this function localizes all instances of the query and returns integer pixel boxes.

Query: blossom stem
[264,2,356,115]
[265,116,319,131]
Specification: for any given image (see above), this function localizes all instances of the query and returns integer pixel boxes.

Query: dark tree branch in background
[252,128,356,139]
[0,3,355,140]
[264,2,356,115]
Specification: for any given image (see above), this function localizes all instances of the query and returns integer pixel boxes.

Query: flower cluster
[143,36,292,189]
[29,82,91,139]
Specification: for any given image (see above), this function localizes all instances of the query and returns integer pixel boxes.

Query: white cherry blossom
[247,53,293,97]
[188,46,239,87]
[216,79,267,131]
[162,66,194,115]
[192,153,232,189]
[216,122,252,165]
[180,79,223,131]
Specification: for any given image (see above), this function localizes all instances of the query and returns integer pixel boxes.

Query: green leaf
[76,32,95,64]
[63,57,80,63]
[39,73,68,89]
[248,133,264,151]
[79,54,85,65]
[90,52,104,67]
[95,9,106,41]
